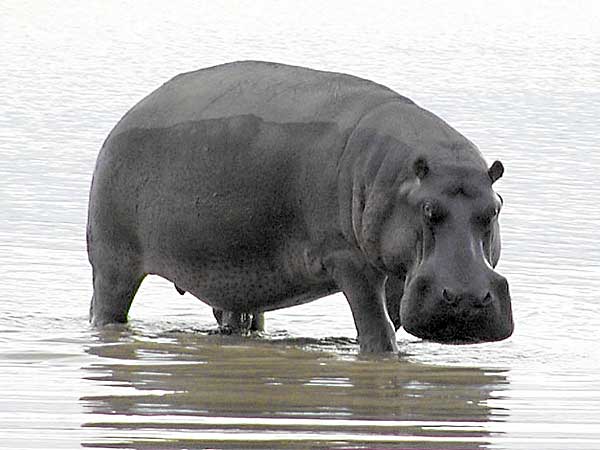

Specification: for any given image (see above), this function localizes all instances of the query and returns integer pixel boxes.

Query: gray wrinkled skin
[87,61,513,353]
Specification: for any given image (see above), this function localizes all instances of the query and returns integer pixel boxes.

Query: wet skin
[87,61,513,353]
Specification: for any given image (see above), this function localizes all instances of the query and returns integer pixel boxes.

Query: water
[1,0,600,448]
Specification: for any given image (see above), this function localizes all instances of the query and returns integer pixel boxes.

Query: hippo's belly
[152,248,338,312]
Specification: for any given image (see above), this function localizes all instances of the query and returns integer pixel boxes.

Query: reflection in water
[81,329,508,449]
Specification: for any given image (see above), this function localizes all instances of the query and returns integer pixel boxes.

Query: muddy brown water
[2,1,600,448]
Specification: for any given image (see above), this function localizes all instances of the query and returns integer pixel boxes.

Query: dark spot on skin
[442,182,478,198]
[413,156,429,180]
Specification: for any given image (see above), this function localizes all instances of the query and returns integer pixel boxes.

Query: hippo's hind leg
[89,256,145,326]
[250,312,265,332]
[212,308,265,333]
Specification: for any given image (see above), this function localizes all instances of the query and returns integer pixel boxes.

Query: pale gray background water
[1,1,600,449]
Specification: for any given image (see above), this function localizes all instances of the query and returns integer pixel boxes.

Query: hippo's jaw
[404,320,514,345]
[402,306,514,344]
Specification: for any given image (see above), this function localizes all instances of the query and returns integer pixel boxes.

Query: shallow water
[2,0,600,448]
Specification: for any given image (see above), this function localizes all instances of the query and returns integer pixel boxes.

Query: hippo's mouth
[419,334,494,345]
[403,313,513,345]
[407,328,511,345]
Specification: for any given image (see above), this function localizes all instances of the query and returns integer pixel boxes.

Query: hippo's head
[378,156,513,344]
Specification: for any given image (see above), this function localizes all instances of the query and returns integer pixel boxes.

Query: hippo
[87,61,513,353]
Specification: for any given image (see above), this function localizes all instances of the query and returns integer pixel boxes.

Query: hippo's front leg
[385,274,405,331]
[325,251,398,353]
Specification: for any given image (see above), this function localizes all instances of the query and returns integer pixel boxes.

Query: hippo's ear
[488,160,504,184]
[413,156,429,180]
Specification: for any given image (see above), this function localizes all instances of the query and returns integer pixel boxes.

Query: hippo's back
[109,61,411,139]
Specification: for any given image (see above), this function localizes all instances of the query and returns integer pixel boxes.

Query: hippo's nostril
[473,291,493,308]
[442,289,459,306]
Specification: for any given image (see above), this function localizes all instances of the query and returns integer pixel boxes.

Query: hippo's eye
[422,201,445,225]
[423,202,434,219]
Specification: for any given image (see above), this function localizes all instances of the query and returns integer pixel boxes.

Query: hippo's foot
[212,309,265,334]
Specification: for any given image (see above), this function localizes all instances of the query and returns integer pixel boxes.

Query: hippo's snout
[401,272,514,344]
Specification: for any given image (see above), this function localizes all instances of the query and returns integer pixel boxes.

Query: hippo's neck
[336,120,411,266]
[336,101,485,266]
